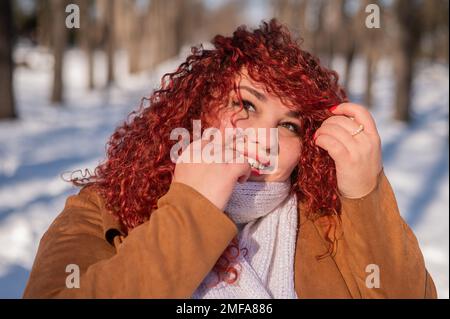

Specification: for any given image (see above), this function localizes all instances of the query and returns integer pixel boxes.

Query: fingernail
[328,105,338,112]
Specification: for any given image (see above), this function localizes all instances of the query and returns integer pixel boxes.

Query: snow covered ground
[0,47,448,298]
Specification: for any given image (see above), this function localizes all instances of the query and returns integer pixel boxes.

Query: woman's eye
[233,99,256,112]
[243,100,256,112]
[280,122,300,134]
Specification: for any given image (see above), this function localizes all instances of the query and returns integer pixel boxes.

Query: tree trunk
[311,0,326,56]
[127,0,143,74]
[37,0,52,47]
[393,0,421,122]
[394,48,414,122]
[365,50,375,109]
[0,0,16,120]
[79,0,95,90]
[343,42,355,90]
[356,0,381,109]
[105,0,115,86]
[50,0,68,104]
[145,0,181,70]
[324,0,345,67]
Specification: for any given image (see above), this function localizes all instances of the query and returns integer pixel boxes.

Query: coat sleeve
[22,182,238,298]
[338,167,438,298]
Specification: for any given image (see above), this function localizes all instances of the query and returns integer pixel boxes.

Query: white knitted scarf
[192,180,299,299]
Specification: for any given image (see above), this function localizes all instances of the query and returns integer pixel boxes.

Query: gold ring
[351,124,364,136]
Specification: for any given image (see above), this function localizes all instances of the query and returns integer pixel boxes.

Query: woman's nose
[245,127,279,156]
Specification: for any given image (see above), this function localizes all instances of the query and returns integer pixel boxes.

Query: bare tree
[92,0,118,87]
[126,0,144,74]
[147,0,182,69]
[272,0,299,28]
[0,0,16,119]
[421,0,449,62]
[309,0,327,57]
[37,0,52,47]
[78,0,96,90]
[201,0,241,40]
[126,0,184,73]
[321,0,346,67]
[50,0,68,104]
[175,0,204,48]
[272,0,310,46]
[337,0,357,91]
[105,0,116,86]
[393,0,422,122]
[353,0,383,108]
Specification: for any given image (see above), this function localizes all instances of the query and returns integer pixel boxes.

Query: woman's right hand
[172,136,269,211]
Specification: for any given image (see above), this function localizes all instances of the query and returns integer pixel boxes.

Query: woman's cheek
[277,139,301,178]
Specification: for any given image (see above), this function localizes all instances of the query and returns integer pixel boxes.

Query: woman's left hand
[313,103,383,199]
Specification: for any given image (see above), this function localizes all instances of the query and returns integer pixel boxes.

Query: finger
[315,134,350,162]
[224,128,273,164]
[237,162,252,183]
[222,129,247,161]
[315,123,359,153]
[319,116,373,145]
[225,150,252,183]
[224,147,245,164]
[329,103,379,136]
[323,115,363,134]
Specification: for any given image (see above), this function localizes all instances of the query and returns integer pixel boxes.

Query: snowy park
[0,46,448,299]
[0,0,448,299]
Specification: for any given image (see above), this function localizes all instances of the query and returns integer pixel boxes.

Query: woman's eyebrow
[239,85,267,102]
[285,110,300,119]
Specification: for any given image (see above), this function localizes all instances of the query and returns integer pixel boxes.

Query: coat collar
[99,191,344,250]
[98,187,361,298]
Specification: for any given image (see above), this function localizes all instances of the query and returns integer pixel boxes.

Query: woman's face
[216,70,302,182]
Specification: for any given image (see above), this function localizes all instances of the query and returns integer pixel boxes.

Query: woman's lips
[247,157,275,176]
[247,157,270,170]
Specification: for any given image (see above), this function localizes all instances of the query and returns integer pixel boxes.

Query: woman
[23,19,436,298]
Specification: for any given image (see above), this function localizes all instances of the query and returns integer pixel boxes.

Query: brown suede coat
[22,168,437,298]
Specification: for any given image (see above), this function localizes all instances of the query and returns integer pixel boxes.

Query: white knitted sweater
[192,180,299,299]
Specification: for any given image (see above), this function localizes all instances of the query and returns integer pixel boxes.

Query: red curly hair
[71,18,348,287]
